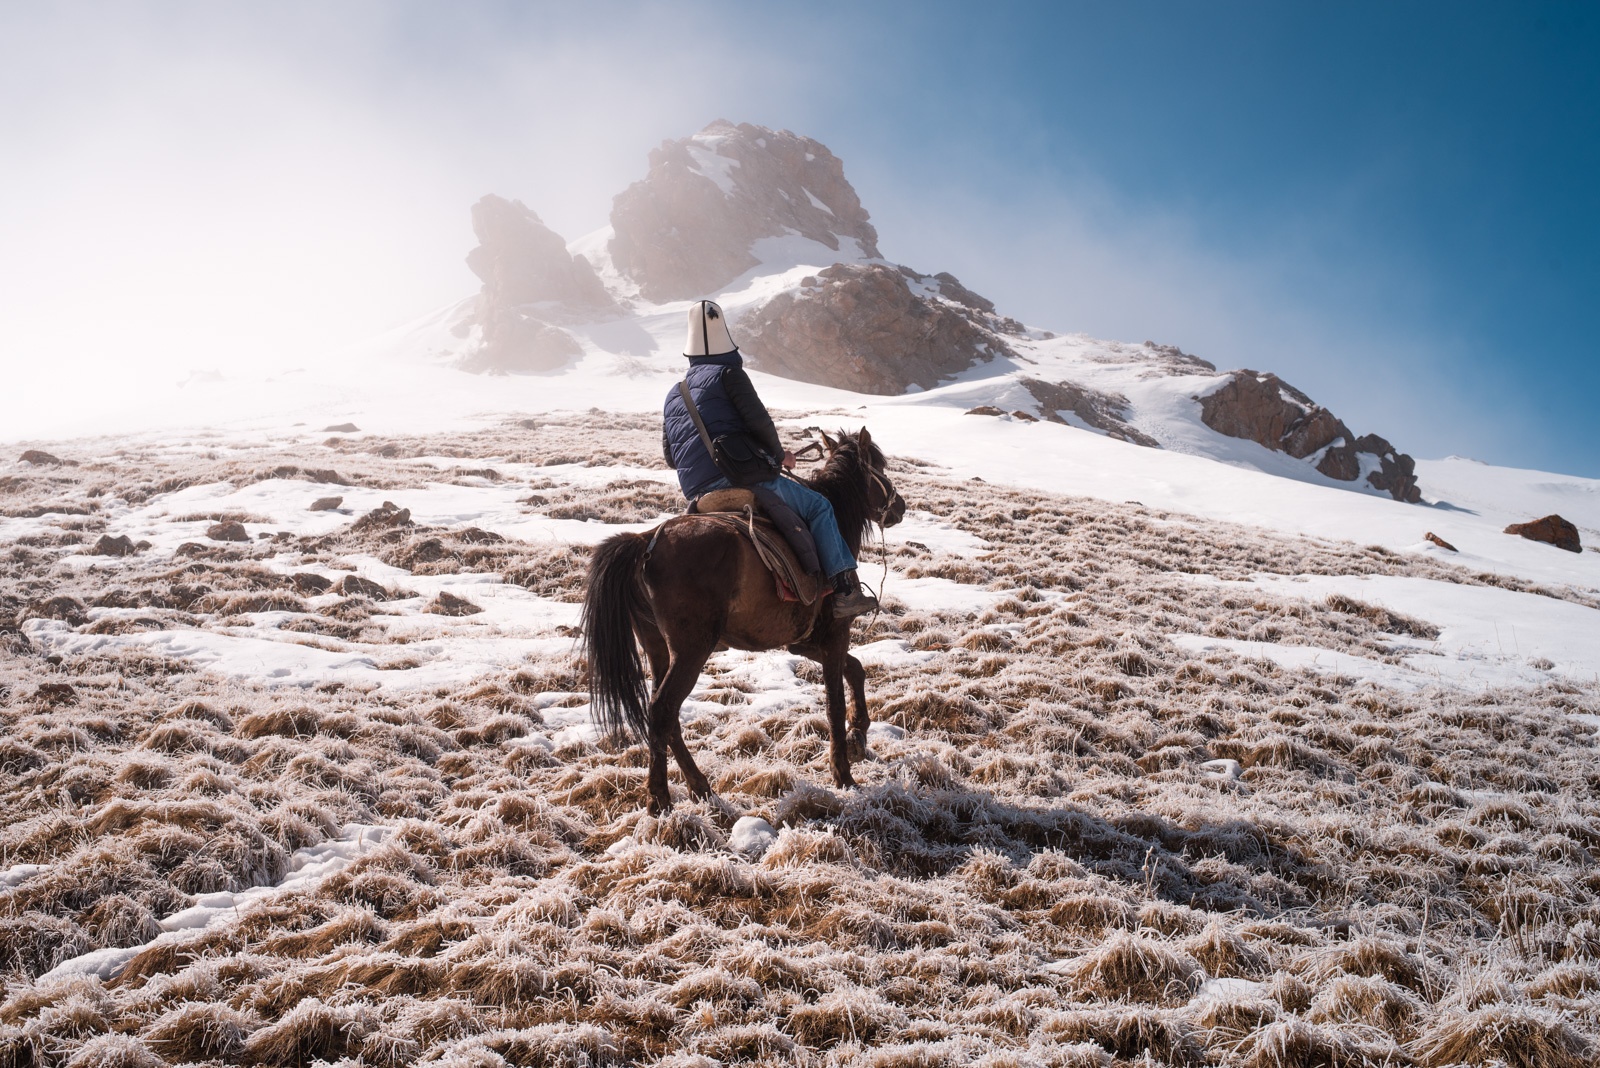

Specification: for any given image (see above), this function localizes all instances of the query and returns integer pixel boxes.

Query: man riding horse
[583,303,904,813]
[662,300,879,620]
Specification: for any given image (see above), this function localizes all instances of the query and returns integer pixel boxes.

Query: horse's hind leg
[645,645,714,814]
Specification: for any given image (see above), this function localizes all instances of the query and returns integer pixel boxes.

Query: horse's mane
[804,431,884,557]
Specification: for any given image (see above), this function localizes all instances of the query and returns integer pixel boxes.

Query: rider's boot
[830,570,879,620]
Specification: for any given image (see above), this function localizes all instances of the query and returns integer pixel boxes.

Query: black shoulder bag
[676,380,780,487]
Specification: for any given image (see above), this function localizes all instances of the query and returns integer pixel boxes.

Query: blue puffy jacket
[662,350,783,499]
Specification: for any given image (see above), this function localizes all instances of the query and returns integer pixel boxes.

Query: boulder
[18,450,68,466]
[1424,532,1458,551]
[609,120,881,301]
[322,423,360,434]
[338,574,393,600]
[309,496,343,512]
[292,573,334,594]
[206,521,249,543]
[90,534,138,557]
[1504,514,1582,553]
[351,502,412,533]
[735,263,1009,393]
[964,405,1007,417]
[426,591,483,617]
[1199,371,1421,502]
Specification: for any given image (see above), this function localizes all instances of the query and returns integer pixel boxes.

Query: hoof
[832,771,858,791]
[846,732,875,762]
[647,795,673,816]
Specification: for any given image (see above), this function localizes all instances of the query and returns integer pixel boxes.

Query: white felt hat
[683,300,738,357]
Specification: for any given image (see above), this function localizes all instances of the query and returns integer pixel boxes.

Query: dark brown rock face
[206,521,249,543]
[90,534,137,557]
[1504,514,1582,553]
[609,120,881,302]
[1199,371,1421,502]
[734,264,1008,393]
[460,194,615,374]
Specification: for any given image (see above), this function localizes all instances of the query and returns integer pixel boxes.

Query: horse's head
[819,427,905,528]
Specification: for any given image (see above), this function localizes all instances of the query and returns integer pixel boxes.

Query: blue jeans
[701,476,858,579]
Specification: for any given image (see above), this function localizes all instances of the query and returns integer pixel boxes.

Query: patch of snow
[729,816,778,858]
[40,824,391,982]
[801,187,834,216]
[685,143,740,197]
[0,863,49,889]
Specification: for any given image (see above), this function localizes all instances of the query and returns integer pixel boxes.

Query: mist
[0,2,1586,474]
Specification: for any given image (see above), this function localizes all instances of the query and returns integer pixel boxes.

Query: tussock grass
[2,415,1598,1064]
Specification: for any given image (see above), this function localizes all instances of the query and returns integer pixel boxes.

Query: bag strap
[677,380,718,457]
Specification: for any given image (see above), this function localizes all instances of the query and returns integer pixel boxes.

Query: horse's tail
[581,531,652,743]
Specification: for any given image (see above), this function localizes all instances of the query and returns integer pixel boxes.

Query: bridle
[788,437,902,526]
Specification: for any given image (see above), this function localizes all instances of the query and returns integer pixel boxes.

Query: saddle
[688,488,825,605]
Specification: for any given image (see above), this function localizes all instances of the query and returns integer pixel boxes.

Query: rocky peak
[458,195,617,375]
[1199,370,1421,502]
[608,120,882,302]
[734,264,1012,394]
[465,195,616,315]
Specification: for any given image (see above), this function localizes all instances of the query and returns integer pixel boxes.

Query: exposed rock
[426,591,483,617]
[467,195,617,313]
[338,574,393,600]
[1352,433,1422,504]
[1142,342,1217,374]
[1424,532,1458,552]
[1504,514,1582,553]
[309,497,343,512]
[1009,410,1038,423]
[351,502,412,533]
[736,263,1010,393]
[206,521,249,543]
[90,534,138,557]
[609,120,881,302]
[322,423,360,434]
[1022,378,1161,449]
[965,406,1007,417]
[1199,371,1421,502]
[459,194,613,375]
[18,450,70,466]
[292,573,334,594]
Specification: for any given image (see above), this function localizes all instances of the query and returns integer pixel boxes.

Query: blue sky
[3,2,1596,474]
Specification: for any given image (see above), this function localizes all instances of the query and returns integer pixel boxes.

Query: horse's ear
[820,431,838,451]
[856,427,872,448]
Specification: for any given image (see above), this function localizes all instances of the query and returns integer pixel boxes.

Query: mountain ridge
[452,120,1421,501]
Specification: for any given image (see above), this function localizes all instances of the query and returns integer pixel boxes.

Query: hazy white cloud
[0,3,1552,469]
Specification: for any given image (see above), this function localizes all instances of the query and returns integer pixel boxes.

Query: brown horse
[581,428,906,814]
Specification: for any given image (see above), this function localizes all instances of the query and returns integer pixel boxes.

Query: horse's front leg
[821,649,856,790]
[843,653,872,762]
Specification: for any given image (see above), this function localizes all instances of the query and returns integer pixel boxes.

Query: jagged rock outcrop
[1199,371,1421,502]
[459,195,615,374]
[1504,514,1582,553]
[734,264,1011,393]
[609,120,881,302]
[1021,379,1161,449]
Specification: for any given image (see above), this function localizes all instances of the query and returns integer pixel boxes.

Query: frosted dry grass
[1,414,1598,1066]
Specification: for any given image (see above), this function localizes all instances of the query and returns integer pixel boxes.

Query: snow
[802,187,834,216]
[729,816,778,858]
[685,142,740,197]
[1175,571,1600,693]
[38,824,392,982]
